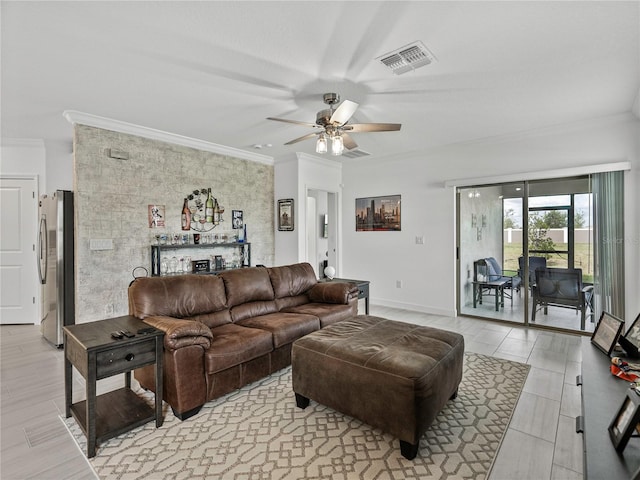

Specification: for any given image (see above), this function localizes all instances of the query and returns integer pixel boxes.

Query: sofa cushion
[282,303,354,328]
[268,262,318,299]
[230,301,278,323]
[205,324,273,375]
[274,294,309,312]
[236,313,320,348]
[129,275,229,325]
[219,267,275,307]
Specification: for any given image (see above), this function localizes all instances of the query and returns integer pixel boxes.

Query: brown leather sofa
[128,262,359,420]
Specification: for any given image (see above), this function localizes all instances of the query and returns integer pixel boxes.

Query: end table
[63,315,164,457]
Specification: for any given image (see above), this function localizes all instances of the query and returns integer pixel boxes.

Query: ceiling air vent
[378,41,436,75]
[341,149,371,159]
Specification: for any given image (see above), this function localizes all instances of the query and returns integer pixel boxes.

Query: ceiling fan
[267,93,401,155]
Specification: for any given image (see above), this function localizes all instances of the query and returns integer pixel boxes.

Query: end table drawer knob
[126,353,135,361]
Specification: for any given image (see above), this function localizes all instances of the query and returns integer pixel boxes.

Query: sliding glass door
[457,175,597,333]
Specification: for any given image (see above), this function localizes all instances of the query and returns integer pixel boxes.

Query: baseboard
[371,298,455,317]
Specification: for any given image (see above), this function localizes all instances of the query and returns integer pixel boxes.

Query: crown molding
[296,152,342,171]
[62,111,274,165]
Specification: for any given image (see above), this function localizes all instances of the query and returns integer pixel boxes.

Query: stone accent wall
[73,125,274,322]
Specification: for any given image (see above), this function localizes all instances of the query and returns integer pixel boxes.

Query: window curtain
[592,171,625,319]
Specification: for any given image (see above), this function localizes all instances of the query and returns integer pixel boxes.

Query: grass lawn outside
[503,243,594,283]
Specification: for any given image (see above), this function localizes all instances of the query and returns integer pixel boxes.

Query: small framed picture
[148,204,165,228]
[232,210,243,229]
[591,311,624,355]
[619,312,640,358]
[278,199,294,231]
[608,388,640,452]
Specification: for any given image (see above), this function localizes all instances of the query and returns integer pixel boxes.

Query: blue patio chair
[484,257,522,292]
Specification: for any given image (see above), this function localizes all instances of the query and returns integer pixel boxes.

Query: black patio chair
[518,256,547,288]
[531,267,594,330]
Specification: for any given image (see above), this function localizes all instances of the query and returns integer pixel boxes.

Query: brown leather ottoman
[291,314,464,460]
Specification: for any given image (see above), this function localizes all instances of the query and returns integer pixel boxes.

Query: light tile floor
[0,305,585,479]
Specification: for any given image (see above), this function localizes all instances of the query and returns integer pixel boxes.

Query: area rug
[62,353,529,480]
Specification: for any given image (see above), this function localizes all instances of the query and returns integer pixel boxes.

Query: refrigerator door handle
[38,215,47,285]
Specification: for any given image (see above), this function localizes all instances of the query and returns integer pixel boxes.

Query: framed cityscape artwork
[355,194,401,231]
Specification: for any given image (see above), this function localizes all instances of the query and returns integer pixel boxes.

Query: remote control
[137,327,156,334]
[120,330,135,338]
[111,331,124,340]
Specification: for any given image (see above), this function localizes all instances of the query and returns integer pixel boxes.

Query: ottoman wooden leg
[450,388,458,400]
[400,440,419,460]
[295,393,310,409]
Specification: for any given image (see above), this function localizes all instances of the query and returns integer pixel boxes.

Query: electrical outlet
[396,280,403,288]
[105,303,114,316]
[415,236,424,245]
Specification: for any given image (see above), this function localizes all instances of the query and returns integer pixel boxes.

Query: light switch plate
[90,238,113,250]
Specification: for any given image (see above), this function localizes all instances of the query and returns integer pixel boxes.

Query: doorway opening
[306,189,338,278]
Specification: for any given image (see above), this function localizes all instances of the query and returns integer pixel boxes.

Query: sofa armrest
[142,316,213,350]
[308,282,359,305]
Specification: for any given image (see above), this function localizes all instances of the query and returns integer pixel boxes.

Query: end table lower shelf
[70,388,158,443]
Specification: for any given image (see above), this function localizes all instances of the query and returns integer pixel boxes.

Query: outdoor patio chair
[532,267,594,330]
[518,256,547,288]
[482,257,522,293]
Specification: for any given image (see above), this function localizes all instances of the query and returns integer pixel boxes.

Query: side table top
[63,315,163,351]
[320,277,369,285]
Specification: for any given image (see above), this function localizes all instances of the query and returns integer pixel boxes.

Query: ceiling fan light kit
[316,134,327,154]
[330,135,344,156]
[267,92,401,157]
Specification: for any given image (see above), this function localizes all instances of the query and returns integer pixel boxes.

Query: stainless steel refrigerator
[38,190,74,347]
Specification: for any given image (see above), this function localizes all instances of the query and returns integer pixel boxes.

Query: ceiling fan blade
[342,133,358,150]
[330,100,359,125]
[344,123,402,133]
[267,117,319,128]
[284,132,319,145]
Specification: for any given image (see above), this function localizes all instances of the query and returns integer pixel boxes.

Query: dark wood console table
[579,337,640,478]
[320,277,370,314]
[63,315,164,457]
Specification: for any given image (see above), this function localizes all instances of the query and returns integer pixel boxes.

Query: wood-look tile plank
[523,367,565,401]
[489,429,555,480]
[553,414,584,474]
[509,392,561,442]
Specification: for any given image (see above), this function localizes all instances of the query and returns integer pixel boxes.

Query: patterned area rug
[63,353,529,480]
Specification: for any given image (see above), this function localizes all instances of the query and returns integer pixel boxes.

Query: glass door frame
[455,181,529,326]
[457,175,596,333]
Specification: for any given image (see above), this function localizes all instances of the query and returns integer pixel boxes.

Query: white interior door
[0,177,38,324]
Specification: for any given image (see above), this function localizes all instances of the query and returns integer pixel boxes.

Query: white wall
[274,154,299,266]
[341,113,640,320]
[1,139,46,191]
[274,153,342,272]
[44,140,73,191]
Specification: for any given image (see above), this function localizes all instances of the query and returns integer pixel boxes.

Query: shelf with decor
[150,242,251,276]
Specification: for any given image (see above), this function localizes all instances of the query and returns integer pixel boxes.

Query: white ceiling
[2,1,639,161]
